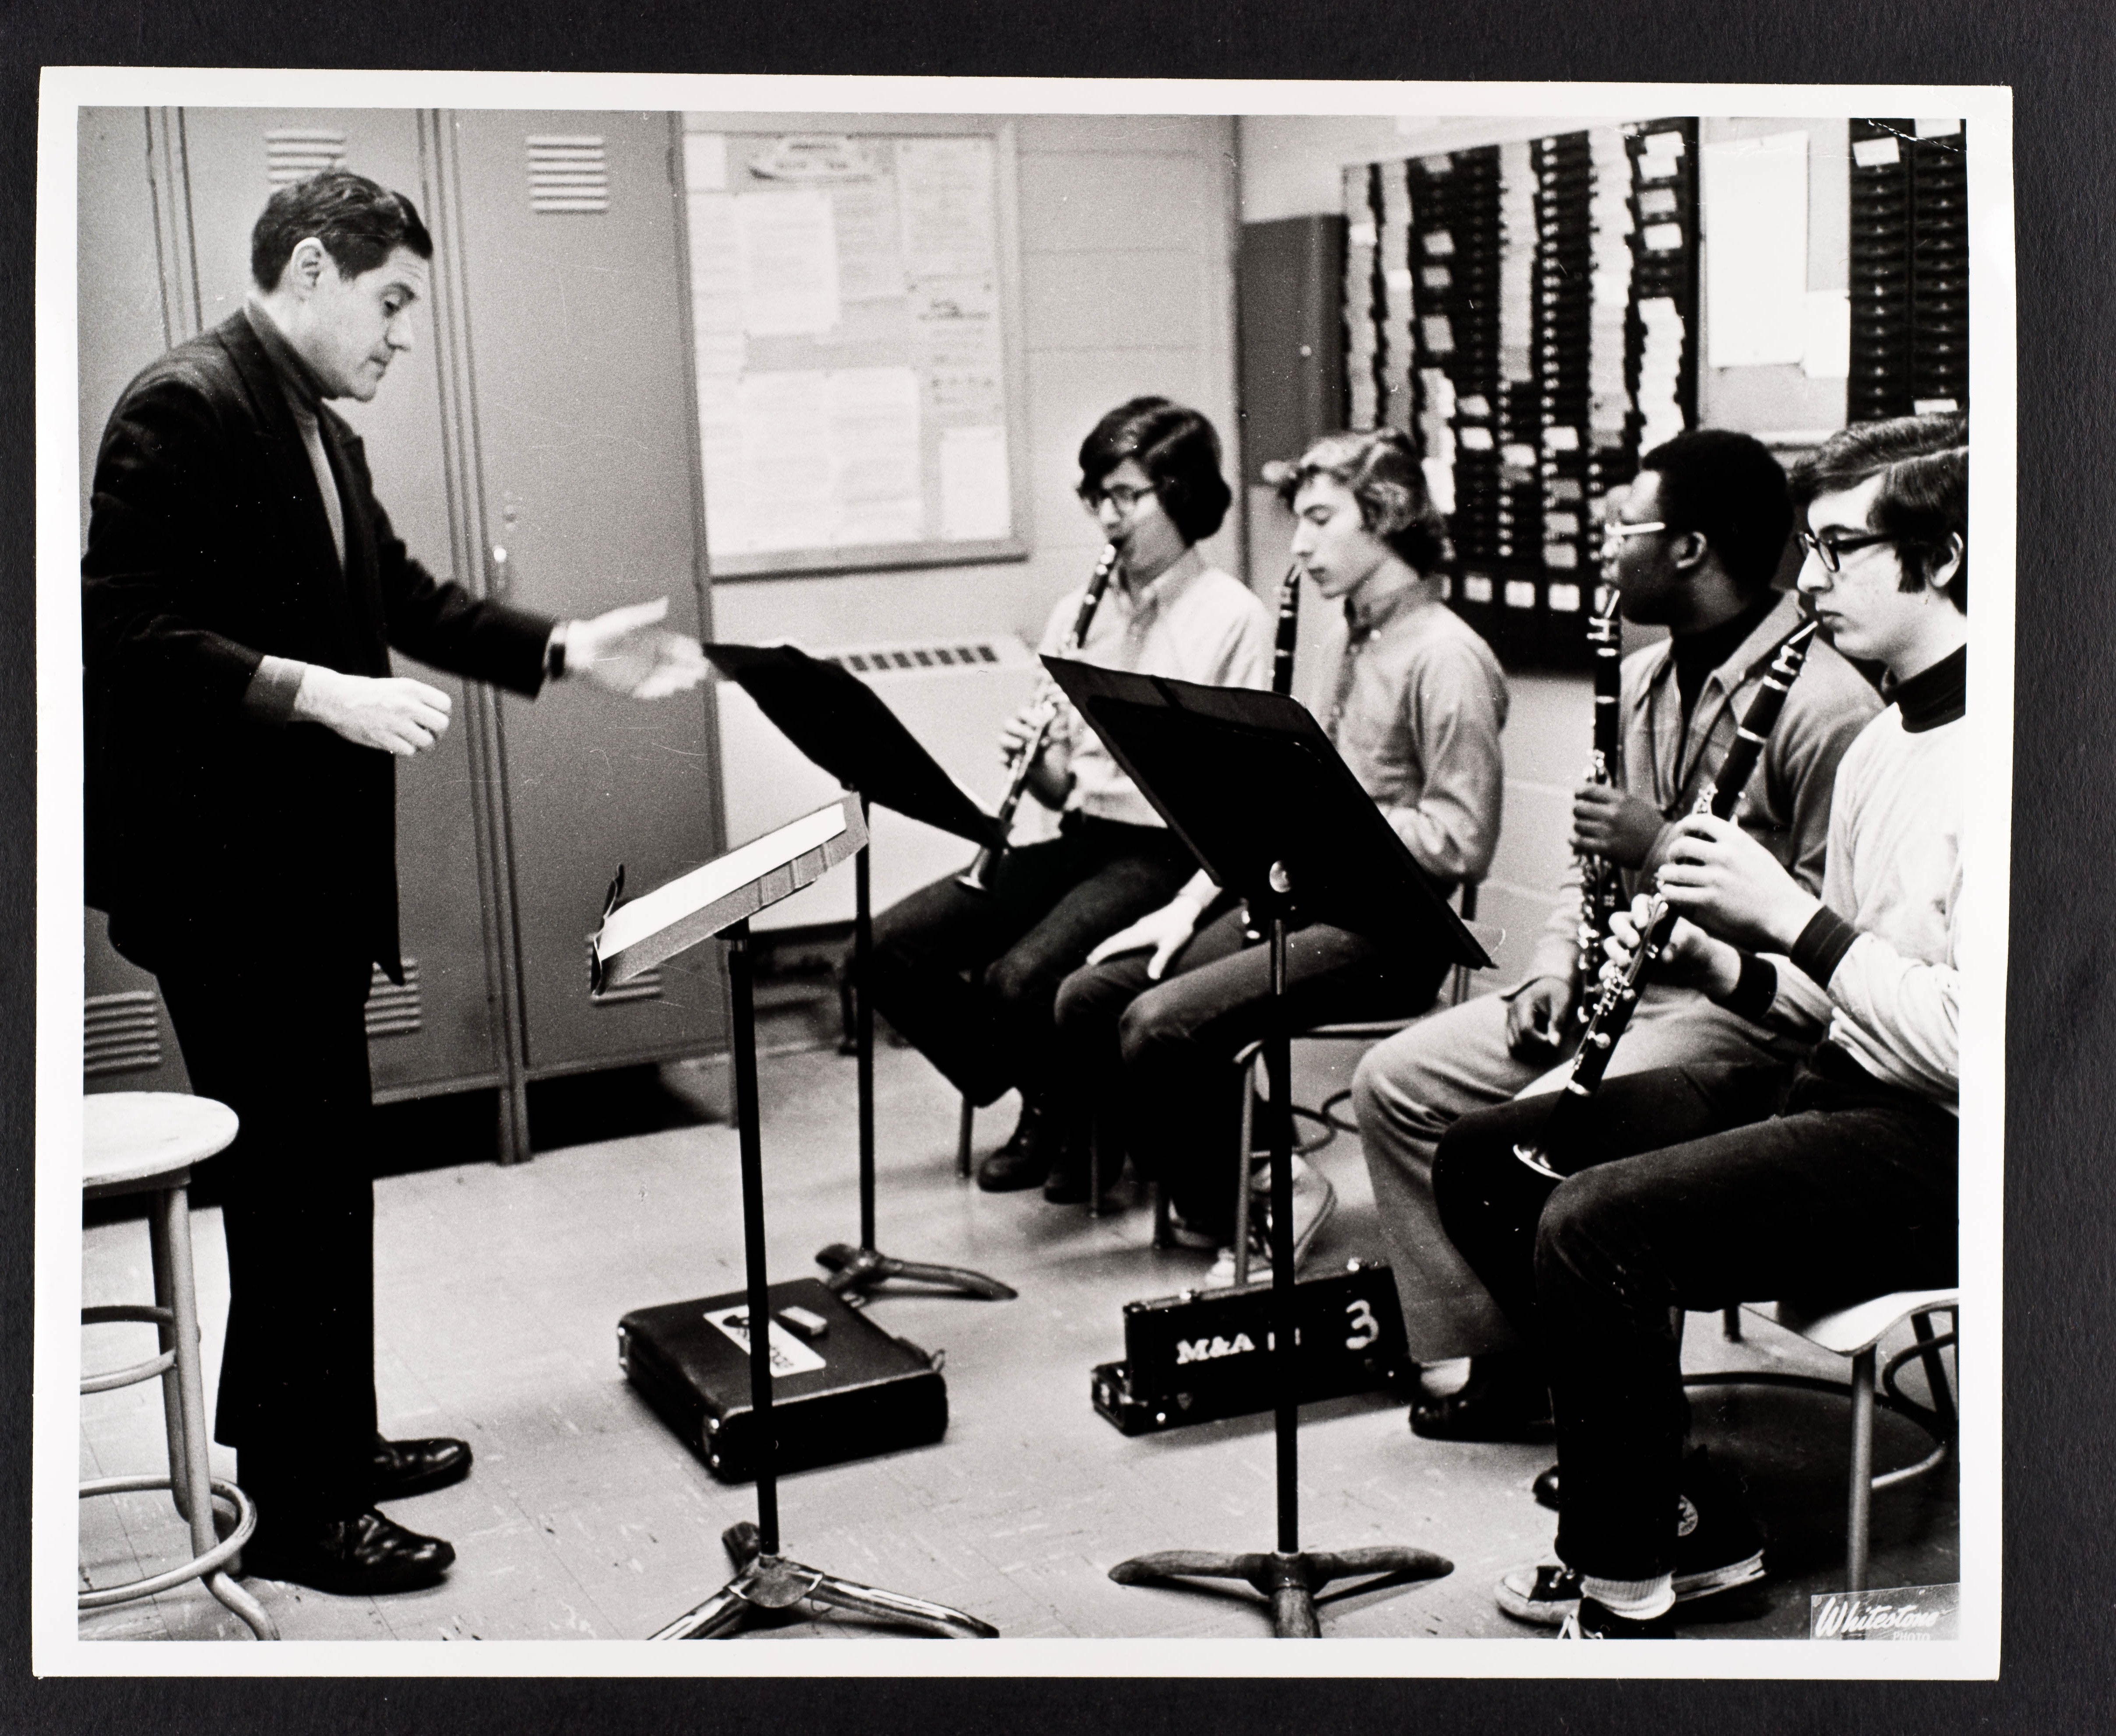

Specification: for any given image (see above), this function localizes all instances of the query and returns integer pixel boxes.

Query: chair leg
[1086,1118,1105,1219]
[1911,1310,1958,1439]
[1152,1181,1171,1249]
[158,1185,279,1640]
[1847,1345,1876,1593]
[147,1197,190,1525]
[957,1096,974,1179]
[1231,1056,1258,1288]
[1722,1305,1743,1342]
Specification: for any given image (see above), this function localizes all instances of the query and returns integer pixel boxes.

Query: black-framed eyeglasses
[1079,481,1157,515]
[1798,528,1895,573]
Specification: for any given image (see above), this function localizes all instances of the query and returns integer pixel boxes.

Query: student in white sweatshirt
[1428,413,1967,1638]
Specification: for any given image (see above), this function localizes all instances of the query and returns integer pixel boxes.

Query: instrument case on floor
[1091,1257,1413,1434]
[619,1277,947,1482]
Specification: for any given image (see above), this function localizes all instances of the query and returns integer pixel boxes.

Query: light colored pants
[1352,980,1805,1363]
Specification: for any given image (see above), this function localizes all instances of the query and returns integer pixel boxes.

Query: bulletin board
[674,115,1032,579]
[1343,119,1701,673]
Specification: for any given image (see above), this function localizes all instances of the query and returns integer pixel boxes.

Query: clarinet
[1516,617,1821,1178]
[1570,587,1626,1024]
[1242,561,1305,942]
[958,542,1121,893]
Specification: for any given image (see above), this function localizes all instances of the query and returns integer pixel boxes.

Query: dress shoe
[976,1100,1061,1192]
[372,1434,474,1500]
[1409,1355,1554,1442]
[1532,1462,1561,1511]
[240,1508,455,1595]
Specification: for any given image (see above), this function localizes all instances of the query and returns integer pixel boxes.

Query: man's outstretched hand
[567,597,710,699]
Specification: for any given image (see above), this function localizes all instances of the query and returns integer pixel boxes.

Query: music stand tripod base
[652,1521,998,1641]
[1108,1545,1453,1640]
[816,1242,1018,1301]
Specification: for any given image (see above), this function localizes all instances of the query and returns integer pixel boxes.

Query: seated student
[864,398,1271,1197]
[1429,413,1967,1638]
[1051,428,1506,1269]
[1351,429,1881,1441]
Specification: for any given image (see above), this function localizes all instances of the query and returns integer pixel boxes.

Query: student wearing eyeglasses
[1352,429,1882,1444]
[1430,412,1968,1638]
[863,398,1272,1199]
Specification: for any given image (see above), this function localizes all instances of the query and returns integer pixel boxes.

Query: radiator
[714,633,1046,932]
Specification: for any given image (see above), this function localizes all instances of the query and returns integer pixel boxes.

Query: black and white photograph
[32,70,2015,1677]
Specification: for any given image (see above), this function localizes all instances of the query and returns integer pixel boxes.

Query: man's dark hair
[1273,426,1451,573]
[1077,397,1233,544]
[251,170,434,292]
[1636,428,1794,594]
[1791,413,1968,612]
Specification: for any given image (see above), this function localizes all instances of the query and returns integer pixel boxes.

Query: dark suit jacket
[83,311,554,978]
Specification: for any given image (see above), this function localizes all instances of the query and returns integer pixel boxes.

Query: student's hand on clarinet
[1657,813,1821,953]
[1086,892,1205,980]
[1570,784,1666,868]
[565,597,710,699]
[1601,893,1739,995]
[1504,975,1575,1057]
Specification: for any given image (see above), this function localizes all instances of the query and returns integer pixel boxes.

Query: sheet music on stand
[591,795,866,992]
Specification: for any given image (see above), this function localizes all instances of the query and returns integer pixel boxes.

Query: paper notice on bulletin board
[682,125,1022,572]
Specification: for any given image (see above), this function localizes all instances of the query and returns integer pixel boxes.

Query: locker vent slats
[365,960,424,1040]
[528,136,610,214]
[84,990,163,1078]
[266,129,348,186]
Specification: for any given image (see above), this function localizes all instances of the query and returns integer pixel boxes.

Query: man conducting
[82,171,707,1595]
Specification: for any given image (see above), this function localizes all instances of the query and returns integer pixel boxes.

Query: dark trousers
[1054,902,1445,1237]
[128,935,382,1519]
[863,813,1195,1109]
[1431,1046,1958,1581]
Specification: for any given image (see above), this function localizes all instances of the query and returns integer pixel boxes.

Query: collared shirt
[1528,587,1884,995]
[1324,576,1507,889]
[1041,547,1273,829]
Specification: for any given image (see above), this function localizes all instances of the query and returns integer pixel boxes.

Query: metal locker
[168,107,512,1104]
[438,109,727,1085]
[78,109,197,1097]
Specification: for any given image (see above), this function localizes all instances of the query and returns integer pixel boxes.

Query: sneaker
[1495,1451,1766,1627]
[1558,1595,1676,1639]
[1208,1161,1336,1284]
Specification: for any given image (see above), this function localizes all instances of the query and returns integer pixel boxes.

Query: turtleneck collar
[1889,643,1967,733]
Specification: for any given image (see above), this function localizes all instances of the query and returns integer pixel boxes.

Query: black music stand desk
[704,641,1016,1304]
[592,795,998,1640]
[1042,657,1484,1638]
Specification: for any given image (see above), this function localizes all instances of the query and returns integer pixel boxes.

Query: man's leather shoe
[1532,1463,1561,1511]
[977,1100,1061,1192]
[240,1509,455,1595]
[1409,1357,1555,1443]
[372,1435,474,1501]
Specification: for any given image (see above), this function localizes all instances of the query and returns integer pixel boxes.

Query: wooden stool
[80,1092,278,1640]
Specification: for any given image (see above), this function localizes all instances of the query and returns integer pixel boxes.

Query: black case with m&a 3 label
[619,1277,948,1482]
[1091,1258,1413,1435]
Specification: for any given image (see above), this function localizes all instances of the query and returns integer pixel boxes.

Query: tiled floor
[78,1031,1958,1645]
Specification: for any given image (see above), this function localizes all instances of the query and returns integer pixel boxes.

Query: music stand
[703,643,1017,1305]
[593,796,999,1640]
[1041,658,1482,1638]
